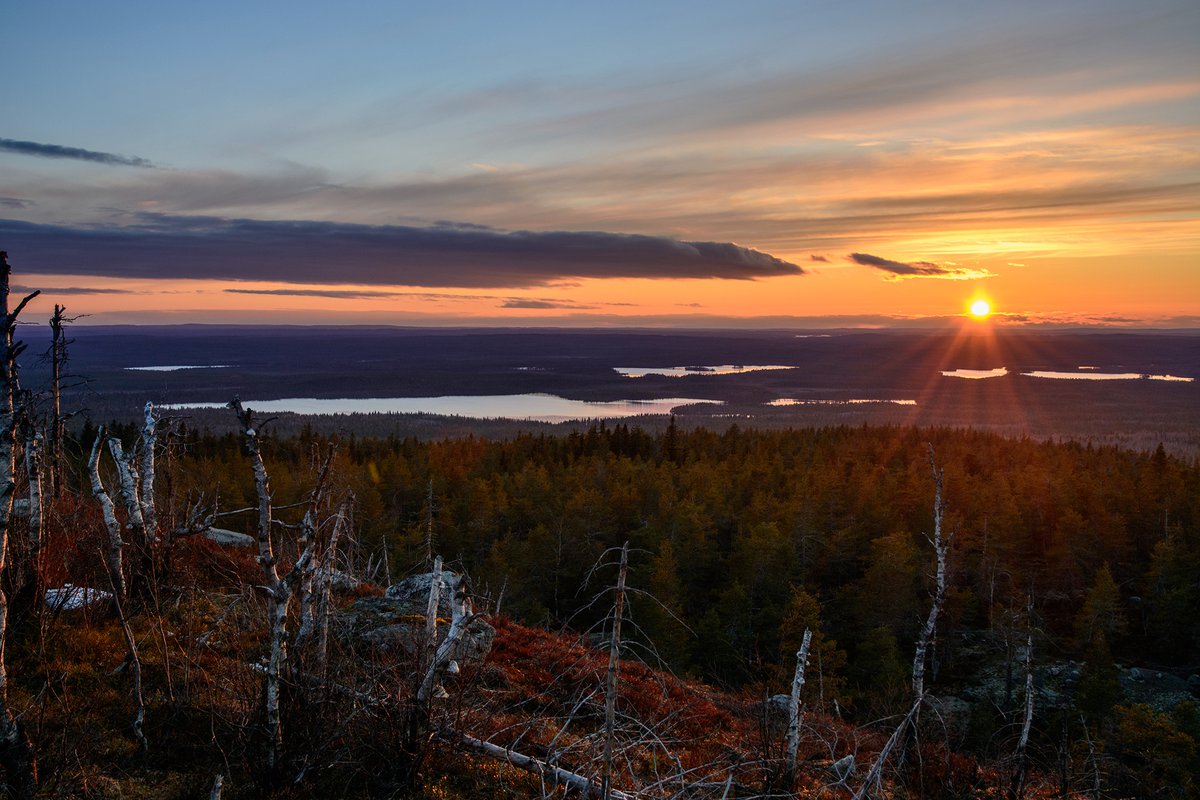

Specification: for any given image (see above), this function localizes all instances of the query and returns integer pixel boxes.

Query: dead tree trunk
[0,252,39,799]
[229,398,288,773]
[48,304,67,499]
[601,542,629,800]
[138,403,159,538]
[21,427,43,609]
[88,428,127,601]
[854,445,950,800]
[784,627,813,787]
[1009,598,1035,800]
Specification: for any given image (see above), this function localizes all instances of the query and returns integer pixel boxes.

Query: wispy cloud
[0,197,33,209]
[0,137,153,167]
[848,252,994,280]
[226,287,406,300]
[1,214,804,288]
[11,283,134,295]
[501,298,594,309]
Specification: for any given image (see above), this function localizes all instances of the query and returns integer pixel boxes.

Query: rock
[46,583,112,611]
[764,694,791,718]
[829,755,855,783]
[926,695,973,743]
[386,570,462,616]
[341,570,495,664]
[329,569,362,592]
[204,527,254,547]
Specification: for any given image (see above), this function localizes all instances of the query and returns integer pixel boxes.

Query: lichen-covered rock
[204,527,254,547]
[340,570,495,663]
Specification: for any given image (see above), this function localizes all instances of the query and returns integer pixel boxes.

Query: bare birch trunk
[23,428,43,605]
[854,445,950,800]
[107,438,147,547]
[601,542,628,800]
[229,398,287,772]
[48,304,66,499]
[138,403,159,537]
[416,570,473,704]
[784,627,813,786]
[88,429,127,601]
[458,734,634,800]
[1009,599,1035,800]
[112,591,147,754]
[314,501,348,679]
[0,252,39,799]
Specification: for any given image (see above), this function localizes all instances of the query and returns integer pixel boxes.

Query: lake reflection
[1022,371,1193,382]
[616,365,792,378]
[163,393,723,422]
[768,398,916,406]
[942,368,1008,379]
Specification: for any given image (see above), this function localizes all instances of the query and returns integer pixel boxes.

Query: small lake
[163,393,723,422]
[768,398,917,407]
[127,365,231,372]
[941,367,1192,382]
[615,365,793,378]
[1022,371,1193,382]
[942,368,1008,380]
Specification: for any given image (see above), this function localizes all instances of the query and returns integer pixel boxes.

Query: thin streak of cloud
[1,214,804,288]
[0,197,33,209]
[501,299,595,310]
[11,284,134,295]
[0,137,154,168]
[848,252,995,280]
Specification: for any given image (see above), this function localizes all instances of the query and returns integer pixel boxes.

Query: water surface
[616,365,792,378]
[164,393,722,422]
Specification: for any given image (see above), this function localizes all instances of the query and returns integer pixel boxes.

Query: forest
[0,256,1197,798]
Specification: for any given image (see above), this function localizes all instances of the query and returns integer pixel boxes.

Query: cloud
[809,254,829,262]
[0,197,33,209]
[501,299,593,309]
[11,284,133,295]
[0,214,804,288]
[847,252,994,280]
[0,138,153,167]
[226,287,406,300]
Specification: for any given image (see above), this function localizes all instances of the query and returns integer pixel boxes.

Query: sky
[1,0,1197,327]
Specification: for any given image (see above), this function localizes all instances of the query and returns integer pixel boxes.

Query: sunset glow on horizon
[1,1,1196,328]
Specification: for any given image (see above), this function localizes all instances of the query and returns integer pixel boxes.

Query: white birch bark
[458,734,634,800]
[138,402,159,537]
[89,429,126,601]
[107,438,147,547]
[785,627,813,784]
[855,445,951,800]
[0,251,39,798]
[229,398,287,771]
[601,542,629,800]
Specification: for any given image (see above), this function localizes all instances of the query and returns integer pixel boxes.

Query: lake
[163,393,723,422]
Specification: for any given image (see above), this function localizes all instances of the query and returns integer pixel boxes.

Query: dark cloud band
[848,252,991,280]
[0,138,153,167]
[0,215,803,288]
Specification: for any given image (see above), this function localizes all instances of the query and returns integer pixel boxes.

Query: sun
[969,299,992,319]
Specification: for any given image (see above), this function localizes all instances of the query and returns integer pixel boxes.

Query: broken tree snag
[138,403,159,537]
[1009,596,1035,800]
[22,426,43,604]
[601,542,629,800]
[88,429,127,602]
[458,734,635,800]
[314,499,350,678]
[912,444,949,705]
[107,438,147,547]
[0,251,39,799]
[292,447,335,654]
[228,397,288,772]
[416,566,476,705]
[48,304,66,498]
[785,627,813,786]
[854,445,951,800]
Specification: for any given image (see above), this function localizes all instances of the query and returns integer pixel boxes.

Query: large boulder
[340,570,494,664]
